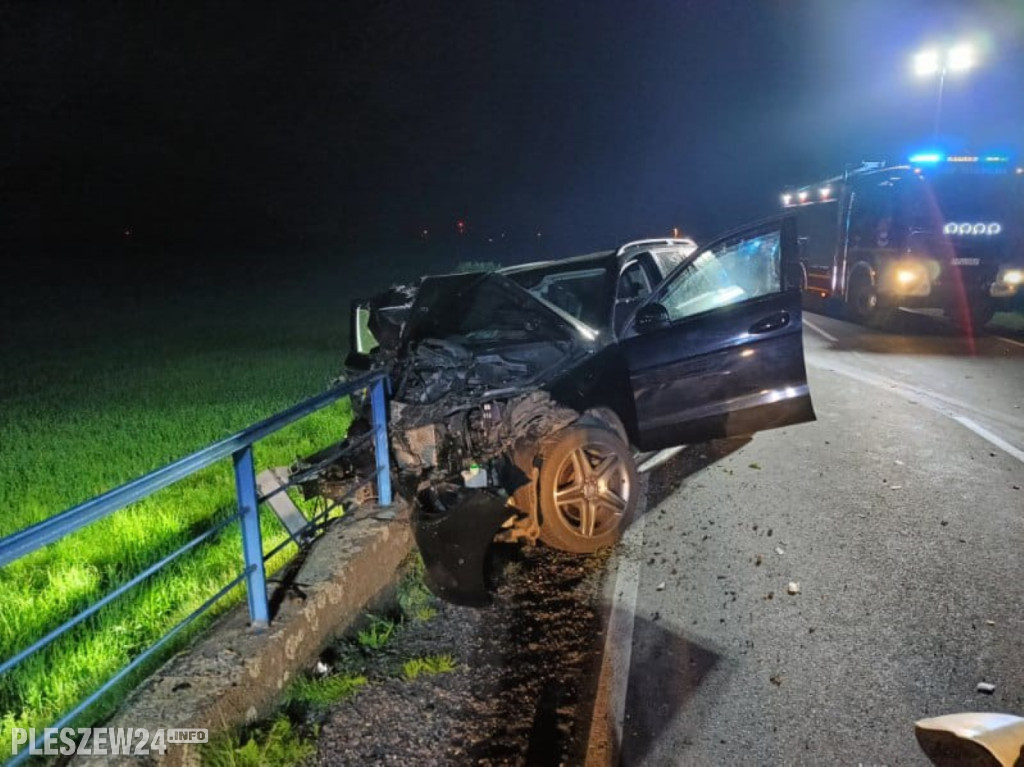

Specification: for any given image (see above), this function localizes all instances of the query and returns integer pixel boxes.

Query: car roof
[498,250,619,275]
[615,237,698,256]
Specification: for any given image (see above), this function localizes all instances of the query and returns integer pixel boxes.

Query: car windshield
[503,259,617,329]
[406,273,580,346]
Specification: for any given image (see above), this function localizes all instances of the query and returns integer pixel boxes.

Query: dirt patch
[314,546,609,766]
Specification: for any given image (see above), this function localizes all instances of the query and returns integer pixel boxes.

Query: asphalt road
[599,311,1024,766]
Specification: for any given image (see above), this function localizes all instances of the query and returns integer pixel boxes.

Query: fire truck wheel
[848,274,893,329]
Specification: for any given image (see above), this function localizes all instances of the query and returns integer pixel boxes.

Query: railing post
[369,377,392,506]
[233,445,269,629]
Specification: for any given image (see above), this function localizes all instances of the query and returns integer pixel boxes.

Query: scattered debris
[787,582,801,595]
[656,581,666,591]
[890,485,902,490]
[374,509,397,521]
[985,620,996,626]
[894,459,905,466]
[976,682,996,694]
[755,554,763,566]
[775,547,785,556]
[770,674,784,686]
[940,520,949,526]
[313,660,331,677]
[748,462,762,470]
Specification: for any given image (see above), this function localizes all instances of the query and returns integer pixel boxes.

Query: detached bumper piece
[412,485,511,606]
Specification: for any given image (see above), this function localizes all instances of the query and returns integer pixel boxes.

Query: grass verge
[0,275,354,749]
[202,555,447,765]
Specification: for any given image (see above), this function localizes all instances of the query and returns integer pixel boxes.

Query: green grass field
[0,260,367,747]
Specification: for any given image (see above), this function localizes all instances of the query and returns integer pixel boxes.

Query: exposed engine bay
[311,271,605,604]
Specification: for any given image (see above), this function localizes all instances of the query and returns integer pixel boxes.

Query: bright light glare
[798,190,808,202]
[915,50,941,76]
[947,44,974,72]
[896,269,917,285]
[819,186,832,199]
[781,193,792,206]
[1002,270,1023,286]
[988,222,1002,235]
[944,222,958,235]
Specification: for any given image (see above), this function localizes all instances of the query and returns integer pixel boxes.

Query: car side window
[660,230,781,322]
[617,261,651,300]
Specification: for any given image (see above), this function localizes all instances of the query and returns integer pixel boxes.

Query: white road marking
[993,334,1024,350]
[637,446,685,474]
[803,317,839,344]
[807,356,1024,466]
[586,513,645,765]
[953,416,1024,464]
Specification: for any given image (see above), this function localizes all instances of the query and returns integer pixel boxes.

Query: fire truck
[783,153,1023,330]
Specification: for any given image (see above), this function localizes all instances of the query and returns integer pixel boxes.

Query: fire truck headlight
[1001,269,1023,286]
[896,268,918,286]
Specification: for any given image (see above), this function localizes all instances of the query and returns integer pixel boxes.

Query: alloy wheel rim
[552,443,630,538]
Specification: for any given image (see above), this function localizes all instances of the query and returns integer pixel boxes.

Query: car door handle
[749,311,790,334]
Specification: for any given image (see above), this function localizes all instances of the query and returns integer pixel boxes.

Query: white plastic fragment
[787,582,801,595]
[775,547,785,556]
[976,682,996,694]
[985,620,996,626]
[656,582,666,591]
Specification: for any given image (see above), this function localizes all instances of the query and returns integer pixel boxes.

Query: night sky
[2,1,1022,270]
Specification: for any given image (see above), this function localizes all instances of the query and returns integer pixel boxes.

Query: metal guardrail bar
[0,511,241,678]
[0,371,387,569]
[370,378,393,506]
[1,370,393,761]
[9,568,252,766]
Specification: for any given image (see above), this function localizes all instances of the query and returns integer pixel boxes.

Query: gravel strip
[314,546,608,766]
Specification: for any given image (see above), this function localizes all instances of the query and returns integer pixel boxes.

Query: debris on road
[976,682,996,694]
[775,547,785,556]
[749,462,762,470]
[770,674,784,686]
[787,582,801,595]
[986,620,996,626]
[656,581,666,591]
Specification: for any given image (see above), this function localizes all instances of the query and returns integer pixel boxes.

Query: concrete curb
[77,502,414,766]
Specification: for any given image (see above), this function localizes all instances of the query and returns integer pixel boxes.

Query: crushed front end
[309,271,596,604]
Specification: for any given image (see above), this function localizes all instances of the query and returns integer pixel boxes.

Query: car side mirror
[634,302,669,333]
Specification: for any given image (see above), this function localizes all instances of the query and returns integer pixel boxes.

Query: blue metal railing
[0,371,391,763]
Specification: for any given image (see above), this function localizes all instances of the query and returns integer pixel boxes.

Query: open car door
[620,216,815,451]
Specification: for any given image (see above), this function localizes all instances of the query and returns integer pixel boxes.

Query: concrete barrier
[77,502,414,766]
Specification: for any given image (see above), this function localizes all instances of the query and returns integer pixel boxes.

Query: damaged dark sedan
[332,218,815,604]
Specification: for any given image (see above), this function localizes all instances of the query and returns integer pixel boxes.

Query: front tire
[847,273,893,329]
[537,426,638,553]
